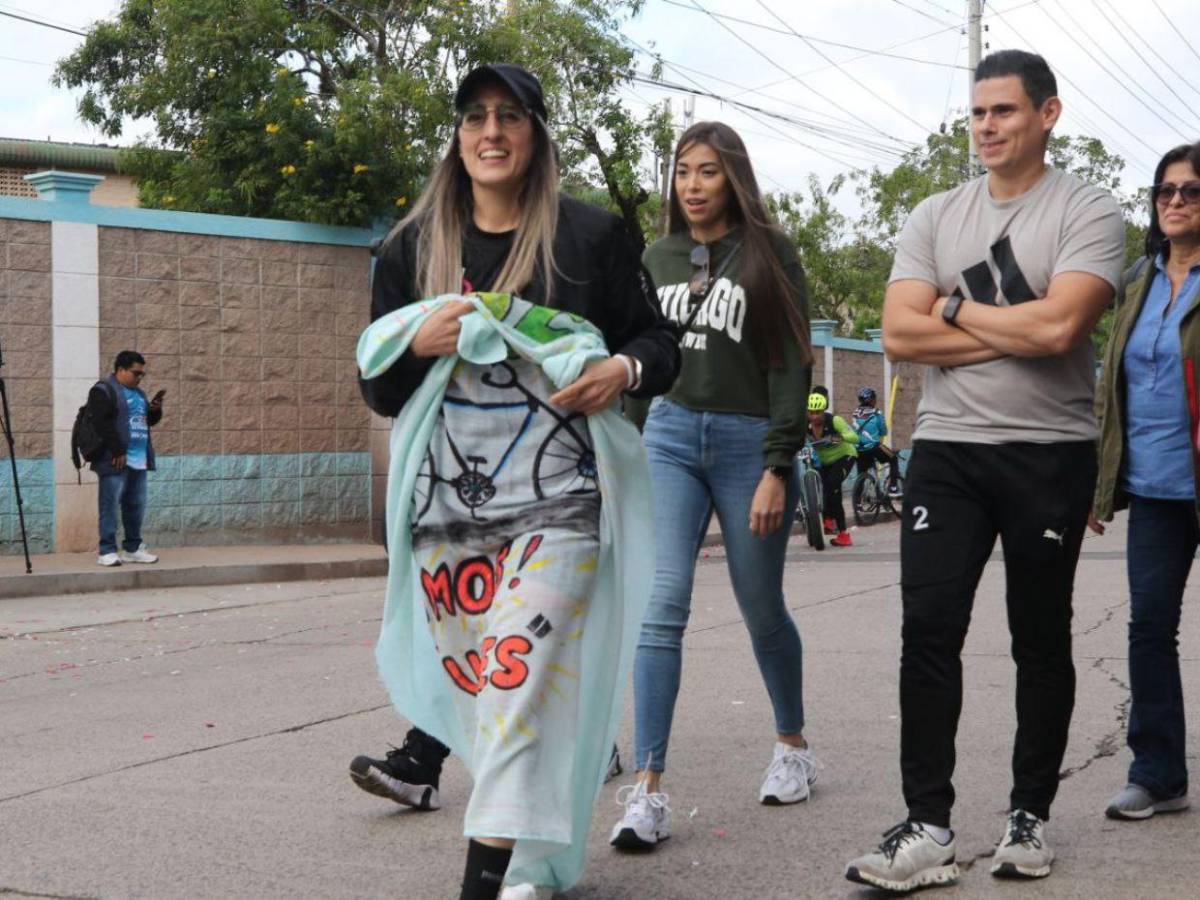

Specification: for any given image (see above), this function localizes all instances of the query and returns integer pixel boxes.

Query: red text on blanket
[421,538,543,695]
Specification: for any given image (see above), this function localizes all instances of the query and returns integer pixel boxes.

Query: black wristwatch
[765,465,792,482]
[942,292,966,326]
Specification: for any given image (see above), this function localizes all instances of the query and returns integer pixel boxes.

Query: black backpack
[71,381,116,482]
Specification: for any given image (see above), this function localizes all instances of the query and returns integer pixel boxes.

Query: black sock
[459,839,512,900]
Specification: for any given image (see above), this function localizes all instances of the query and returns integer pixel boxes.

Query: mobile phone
[152,389,166,402]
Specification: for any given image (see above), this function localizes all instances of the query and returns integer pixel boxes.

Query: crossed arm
[883,272,1115,367]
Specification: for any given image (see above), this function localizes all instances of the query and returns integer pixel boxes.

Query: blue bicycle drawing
[412,361,598,524]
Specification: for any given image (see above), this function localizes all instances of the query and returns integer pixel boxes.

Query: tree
[55,0,665,244]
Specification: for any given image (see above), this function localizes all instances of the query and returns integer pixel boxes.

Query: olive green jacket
[1093,256,1200,522]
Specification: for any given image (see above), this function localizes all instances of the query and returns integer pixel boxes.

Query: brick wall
[92,226,372,547]
[0,218,53,553]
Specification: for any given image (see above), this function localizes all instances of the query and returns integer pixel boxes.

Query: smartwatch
[941,292,966,326]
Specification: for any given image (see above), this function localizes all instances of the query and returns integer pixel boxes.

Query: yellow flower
[277,66,289,77]
[163,195,176,205]
[405,142,413,150]
[293,97,304,107]
[353,163,370,174]
[280,164,297,176]
[304,139,315,151]
[395,196,408,207]
[265,122,280,134]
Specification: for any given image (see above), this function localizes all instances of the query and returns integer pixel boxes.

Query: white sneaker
[845,822,958,892]
[759,742,819,805]
[97,552,121,567]
[119,544,159,564]
[610,781,671,850]
[499,885,553,900]
[991,809,1054,878]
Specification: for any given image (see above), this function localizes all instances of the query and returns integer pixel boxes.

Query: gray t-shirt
[890,167,1126,443]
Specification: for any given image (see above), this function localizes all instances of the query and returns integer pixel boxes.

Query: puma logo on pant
[1042,528,1064,546]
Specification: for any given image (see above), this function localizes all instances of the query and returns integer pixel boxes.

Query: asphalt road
[2,515,1197,899]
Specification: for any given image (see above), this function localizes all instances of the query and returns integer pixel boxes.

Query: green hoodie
[639,227,812,467]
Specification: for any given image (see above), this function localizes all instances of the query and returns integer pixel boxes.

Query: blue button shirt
[1123,254,1200,500]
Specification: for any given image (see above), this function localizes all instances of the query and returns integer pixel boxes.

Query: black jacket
[360,195,681,417]
[87,375,161,474]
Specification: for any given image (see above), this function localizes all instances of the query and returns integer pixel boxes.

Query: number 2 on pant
[912,505,930,531]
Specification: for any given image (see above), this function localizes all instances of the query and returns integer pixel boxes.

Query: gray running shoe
[1105,783,1190,820]
[844,822,958,892]
[991,809,1053,878]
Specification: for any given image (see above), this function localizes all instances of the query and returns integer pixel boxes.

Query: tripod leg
[0,377,33,573]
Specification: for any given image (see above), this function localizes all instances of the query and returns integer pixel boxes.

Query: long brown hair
[382,93,560,302]
[667,121,811,368]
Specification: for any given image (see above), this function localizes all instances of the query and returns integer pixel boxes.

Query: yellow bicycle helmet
[807,393,828,412]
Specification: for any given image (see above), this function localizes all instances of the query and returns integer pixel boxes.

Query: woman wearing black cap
[354,63,679,900]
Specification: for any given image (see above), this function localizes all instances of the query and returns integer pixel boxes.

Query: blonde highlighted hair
[383,110,560,302]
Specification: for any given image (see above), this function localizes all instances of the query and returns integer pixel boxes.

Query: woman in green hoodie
[610,122,815,853]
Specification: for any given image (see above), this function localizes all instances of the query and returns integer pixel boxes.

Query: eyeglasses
[1153,181,1200,206]
[458,103,530,131]
[688,243,710,296]
[129,369,146,378]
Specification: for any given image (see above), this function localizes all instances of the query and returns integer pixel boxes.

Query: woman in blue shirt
[1092,141,1200,821]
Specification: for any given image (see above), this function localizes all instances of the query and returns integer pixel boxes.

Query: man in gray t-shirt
[846,50,1126,894]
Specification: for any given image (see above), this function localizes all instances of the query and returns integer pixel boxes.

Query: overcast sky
[2,0,1197,210]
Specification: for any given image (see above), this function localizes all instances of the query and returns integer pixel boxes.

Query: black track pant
[820,456,854,532]
[899,439,1096,827]
[857,444,901,487]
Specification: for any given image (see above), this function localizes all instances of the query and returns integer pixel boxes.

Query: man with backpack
[87,351,163,567]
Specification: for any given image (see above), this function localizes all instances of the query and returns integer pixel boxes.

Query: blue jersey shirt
[122,386,150,470]
[852,407,887,451]
[1123,254,1200,500]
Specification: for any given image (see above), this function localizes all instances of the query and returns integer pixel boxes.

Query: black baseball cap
[455,64,548,123]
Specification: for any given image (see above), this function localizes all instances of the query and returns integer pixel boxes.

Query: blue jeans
[1126,495,1197,799]
[98,467,148,555]
[634,399,804,772]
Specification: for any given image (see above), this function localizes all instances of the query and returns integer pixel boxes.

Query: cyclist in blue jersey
[852,387,901,497]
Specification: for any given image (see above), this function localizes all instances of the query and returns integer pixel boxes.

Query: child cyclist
[852,387,901,497]
[807,392,858,547]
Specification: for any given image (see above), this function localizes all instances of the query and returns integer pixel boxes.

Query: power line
[1090,0,1200,129]
[0,8,85,36]
[0,53,54,67]
[1150,0,1200,67]
[654,0,969,70]
[1038,0,1194,139]
[0,2,85,33]
[986,7,1163,166]
[682,0,919,147]
[890,0,959,28]
[1094,0,1200,105]
[755,1,935,135]
[631,46,909,141]
[631,73,907,162]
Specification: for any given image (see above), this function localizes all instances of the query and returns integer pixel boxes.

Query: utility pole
[659,98,672,236]
[967,0,982,175]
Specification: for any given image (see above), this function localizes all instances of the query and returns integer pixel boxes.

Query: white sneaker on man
[119,544,158,564]
[97,552,121,567]
[610,781,670,849]
[844,822,958,892]
[991,809,1054,878]
[760,742,819,805]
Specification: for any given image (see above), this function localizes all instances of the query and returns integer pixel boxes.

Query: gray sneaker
[845,822,958,892]
[1105,783,1190,820]
[991,809,1053,878]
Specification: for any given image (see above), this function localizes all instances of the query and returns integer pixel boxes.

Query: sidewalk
[0,543,387,601]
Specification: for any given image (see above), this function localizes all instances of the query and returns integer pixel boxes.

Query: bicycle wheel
[802,469,825,551]
[852,472,882,526]
[533,414,598,499]
[411,448,437,526]
[882,472,904,517]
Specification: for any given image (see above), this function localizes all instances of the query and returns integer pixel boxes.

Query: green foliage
[55,0,660,239]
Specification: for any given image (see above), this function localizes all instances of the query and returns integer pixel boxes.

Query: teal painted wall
[0,459,54,555]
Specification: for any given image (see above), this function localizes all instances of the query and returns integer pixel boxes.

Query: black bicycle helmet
[857,386,876,404]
